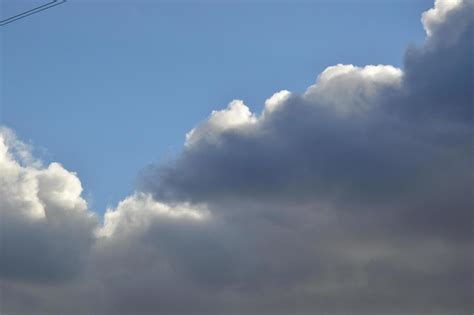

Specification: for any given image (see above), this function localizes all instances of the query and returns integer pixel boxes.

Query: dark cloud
[140,0,473,240]
[135,0,473,312]
[401,0,473,122]
[1,1,473,315]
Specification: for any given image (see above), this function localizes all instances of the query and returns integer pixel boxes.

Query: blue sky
[1,0,433,214]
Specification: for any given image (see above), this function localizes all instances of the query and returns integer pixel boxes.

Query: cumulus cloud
[185,99,258,147]
[98,192,208,238]
[0,128,98,283]
[422,0,463,36]
[304,64,402,113]
[1,1,473,314]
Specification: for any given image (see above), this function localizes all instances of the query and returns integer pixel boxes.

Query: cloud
[0,128,98,283]
[98,192,209,238]
[1,1,473,315]
[422,0,463,37]
[402,0,473,122]
[185,99,258,147]
[304,64,402,114]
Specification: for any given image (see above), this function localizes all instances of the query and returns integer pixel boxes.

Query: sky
[0,0,473,315]
[1,0,433,213]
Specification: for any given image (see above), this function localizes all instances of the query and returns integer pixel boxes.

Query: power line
[0,0,66,27]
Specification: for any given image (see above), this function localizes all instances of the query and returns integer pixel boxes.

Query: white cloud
[99,192,209,238]
[0,128,97,282]
[263,90,292,114]
[422,0,463,36]
[36,162,88,213]
[0,129,90,220]
[185,99,257,146]
[304,64,402,113]
[0,130,46,220]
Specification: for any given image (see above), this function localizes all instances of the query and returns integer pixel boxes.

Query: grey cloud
[400,0,473,122]
[142,0,473,209]
[139,0,473,245]
[134,0,473,312]
[1,1,473,315]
